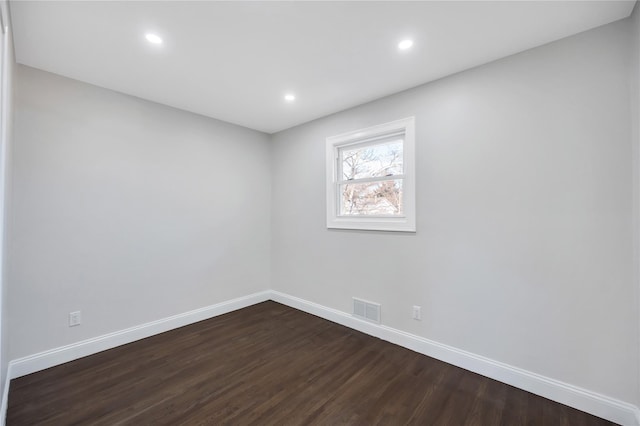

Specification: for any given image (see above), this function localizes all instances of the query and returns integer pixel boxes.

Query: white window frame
[326,117,416,232]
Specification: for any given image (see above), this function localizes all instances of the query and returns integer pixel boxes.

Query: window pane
[340,180,403,216]
[341,139,403,181]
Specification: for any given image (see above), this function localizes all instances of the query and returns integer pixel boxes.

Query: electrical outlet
[69,311,81,327]
[412,305,422,321]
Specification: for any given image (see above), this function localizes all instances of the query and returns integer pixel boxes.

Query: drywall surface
[1,0,15,407]
[8,65,271,359]
[631,1,640,409]
[271,20,636,403]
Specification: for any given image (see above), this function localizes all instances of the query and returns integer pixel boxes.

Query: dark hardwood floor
[8,301,615,425]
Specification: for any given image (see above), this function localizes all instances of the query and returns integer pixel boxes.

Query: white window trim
[326,116,416,232]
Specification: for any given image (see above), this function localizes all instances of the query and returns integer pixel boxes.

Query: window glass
[340,139,403,181]
[340,180,403,216]
[326,117,415,232]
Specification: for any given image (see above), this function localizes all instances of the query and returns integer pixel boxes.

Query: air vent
[353,298,381,324]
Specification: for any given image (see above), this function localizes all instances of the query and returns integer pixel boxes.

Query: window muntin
[326,117,415,232]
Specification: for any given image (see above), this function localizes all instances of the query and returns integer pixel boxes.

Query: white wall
[631,1,640,410]
[7,65,271,359]
[4,5,638,421]
[271,19,636,404]
[0,0,14,410]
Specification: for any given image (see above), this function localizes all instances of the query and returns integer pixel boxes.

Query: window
[326,117,415,232]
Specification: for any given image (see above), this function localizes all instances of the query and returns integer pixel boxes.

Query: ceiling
[10,1,636,134]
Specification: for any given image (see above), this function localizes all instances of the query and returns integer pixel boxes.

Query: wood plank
[6,302,616,425]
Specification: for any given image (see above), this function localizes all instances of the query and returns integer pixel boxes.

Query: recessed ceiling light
[284,94,296,102]
[145,33,163,45]
[398,39,414,50]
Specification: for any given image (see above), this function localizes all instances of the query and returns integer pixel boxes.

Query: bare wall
[8,65,271,359]
[270,19,636,403]
[631,0,640,409]
[0,0,15,407]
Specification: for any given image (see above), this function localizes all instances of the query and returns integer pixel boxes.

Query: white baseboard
[2,289,638,426]
[8,290,271,380]
[270,290,638,426]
